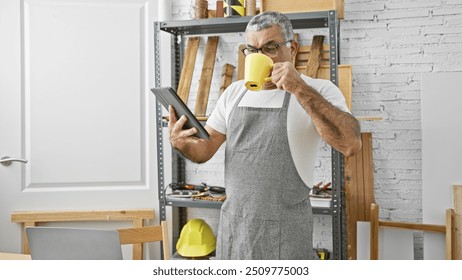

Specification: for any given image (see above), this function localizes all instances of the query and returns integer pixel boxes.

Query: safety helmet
[176,219,216,257]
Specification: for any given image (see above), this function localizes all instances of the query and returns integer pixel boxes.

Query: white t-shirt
[206,74,350,187]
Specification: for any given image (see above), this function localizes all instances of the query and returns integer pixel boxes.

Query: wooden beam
[131,218,144,260]
[118,226,163,245]
[22,222,35,255]
[260,0,344,19]
[446,209,455,260]
[195,36,219,117]
[345,144,359,260]
[220,63,235,95]
[345,132,375,259]
[295,44,330,68]
[362,133,374,221]
[177,37,200,103]
[11,209,154,223]
[237,44,246,81]
[378,221,446,233]
[453,185,462,259]
[305,35,324,78]
[370,203,379,260]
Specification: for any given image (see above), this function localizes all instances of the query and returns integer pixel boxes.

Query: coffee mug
[244,53,273,91]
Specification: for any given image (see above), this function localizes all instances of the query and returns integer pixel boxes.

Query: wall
[165,0,462,259]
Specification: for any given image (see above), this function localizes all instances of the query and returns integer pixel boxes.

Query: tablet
[151,87,210,140]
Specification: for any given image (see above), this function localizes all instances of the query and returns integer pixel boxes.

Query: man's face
[245,25,296,64]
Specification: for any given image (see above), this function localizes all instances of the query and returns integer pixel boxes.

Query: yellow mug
[244,53,274,91]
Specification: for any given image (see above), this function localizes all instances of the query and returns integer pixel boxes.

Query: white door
[0,0,159,257]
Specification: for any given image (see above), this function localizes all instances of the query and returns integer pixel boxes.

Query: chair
[11,209,162,260]
[369,203,455,260]
[118,221,170,260]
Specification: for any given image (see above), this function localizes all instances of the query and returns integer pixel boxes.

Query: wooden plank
[295,45,330,67]
[177,37,200,103]
[453,185,462,259]
[11,209,154,223]
[237,44,246,80]
[118,221,170,260]
[195,36,219,117]
[378,221,446,233]
[362,133,375,221]
[163,115,208,122]
[161,221,170,260]
[118,226,163,245]
[261,0,344,19]
[370,203,379,260]
[220,63,235,95]
[345,151,359,260]
[356,116,383,121]
[446,209,455,260]
[356,139,365,221]
[131,218,144,260]
[216,1,224,17]
[345,133,375,259]
[292,33,299,65]
[23,222,35,254]
[305,35,324,78]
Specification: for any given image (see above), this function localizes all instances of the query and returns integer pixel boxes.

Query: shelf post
[154,21,168,260]
[328,10,345,260]
[154,21,166,222]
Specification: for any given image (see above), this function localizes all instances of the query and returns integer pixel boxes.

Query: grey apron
[216,90,314,260]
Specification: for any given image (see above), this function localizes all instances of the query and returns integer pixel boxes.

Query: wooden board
[305,35,324,78]
[454,185,462,259]
[295,44,330,68]
[261,0,344,19]
[237,44,246,80]
[220,63,235,95]
[345,133,375,259]
[195,36,219,116]
[177,37,200,103]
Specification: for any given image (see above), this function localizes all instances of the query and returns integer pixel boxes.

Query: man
[168,11,361,259]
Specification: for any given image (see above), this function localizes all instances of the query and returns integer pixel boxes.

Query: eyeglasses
[241,40,292,58]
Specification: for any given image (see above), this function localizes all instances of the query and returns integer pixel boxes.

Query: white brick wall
[164,0,462,259]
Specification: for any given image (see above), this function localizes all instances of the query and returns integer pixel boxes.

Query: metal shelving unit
[154,10,345,259]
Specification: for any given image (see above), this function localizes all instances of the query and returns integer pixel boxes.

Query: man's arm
[168,106,226,163]
[272,62,362,157]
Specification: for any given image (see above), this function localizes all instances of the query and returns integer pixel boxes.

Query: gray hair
[245,11,294,42]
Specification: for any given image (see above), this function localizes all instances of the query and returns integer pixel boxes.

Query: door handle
[0,156,28,166]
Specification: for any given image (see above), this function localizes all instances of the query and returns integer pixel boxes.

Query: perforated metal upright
[154,10,346,259]
[327,11,346,260]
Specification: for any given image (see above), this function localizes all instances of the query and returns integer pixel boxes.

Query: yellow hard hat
[176,219,216,257]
